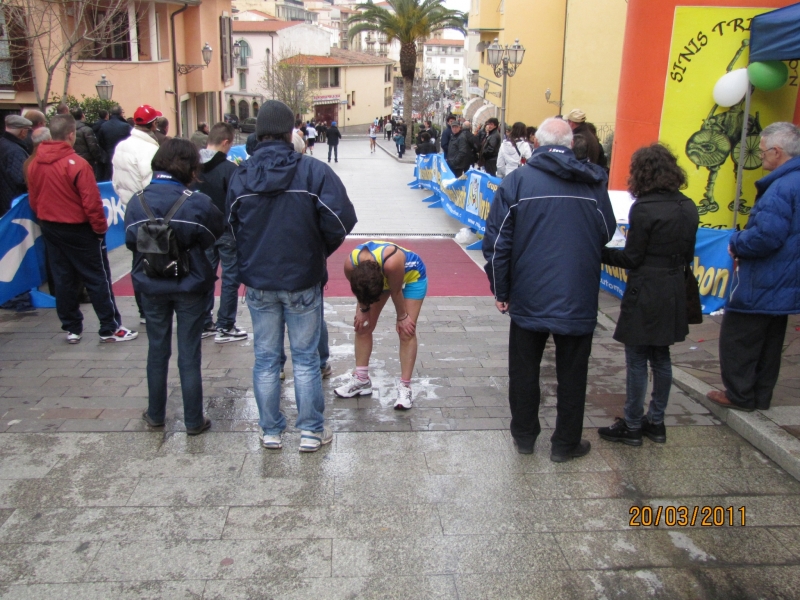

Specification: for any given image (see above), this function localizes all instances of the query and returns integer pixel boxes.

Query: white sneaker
[215,326,248,344]
[66,332,81,345]
[394,384,413,410]
[99,327,138,343]
[280,368,285,381]
[299,427,333,452]
[261,433,282,449]
[334,374,373,398]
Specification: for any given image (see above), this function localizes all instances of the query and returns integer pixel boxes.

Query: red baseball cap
[133,105,163,125]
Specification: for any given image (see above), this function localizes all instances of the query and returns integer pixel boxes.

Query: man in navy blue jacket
[227,100,357,452]
[482,117,614,462]
[707,122,800,413]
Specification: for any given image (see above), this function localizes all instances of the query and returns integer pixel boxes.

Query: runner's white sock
[355,366,370,382]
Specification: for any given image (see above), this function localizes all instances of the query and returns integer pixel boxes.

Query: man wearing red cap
[112,104,163,323]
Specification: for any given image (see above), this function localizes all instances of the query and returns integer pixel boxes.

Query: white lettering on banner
[103,196,126,226]
[0,219,40,283]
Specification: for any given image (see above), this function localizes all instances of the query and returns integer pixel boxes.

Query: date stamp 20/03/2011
[629,506,746,527]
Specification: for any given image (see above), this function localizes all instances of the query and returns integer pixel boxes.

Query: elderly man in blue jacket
[227,100,357,453]
[483,117,615,462]
[708,122,800,413]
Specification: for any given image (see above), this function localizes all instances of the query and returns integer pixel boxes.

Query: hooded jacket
[112,127,160,208]
[227,140,357,292]
[0,132,29,215]
[727,154,800,314]
[73,120,104,169]
[192,150,238,217]
[124,173,223,295]
[482,145,615,335]
[27,141,108,234]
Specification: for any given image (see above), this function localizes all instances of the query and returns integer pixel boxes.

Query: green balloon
[748,61,789,91]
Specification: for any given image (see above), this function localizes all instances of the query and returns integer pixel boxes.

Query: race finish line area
[111,237,492,298]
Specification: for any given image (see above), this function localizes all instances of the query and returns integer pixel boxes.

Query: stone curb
[597,310,800,482]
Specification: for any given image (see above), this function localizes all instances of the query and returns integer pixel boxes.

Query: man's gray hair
[535,117,573,147]
[49,114,76,141]
[761,122,800,157]
[32,128,51,146]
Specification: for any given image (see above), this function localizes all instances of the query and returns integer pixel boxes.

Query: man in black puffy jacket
[191,122,245,344]
[481,118,502,176]
[446,122,471,177]
[482,117,615,462]
[71,108,104,180]
[227,100,357,452]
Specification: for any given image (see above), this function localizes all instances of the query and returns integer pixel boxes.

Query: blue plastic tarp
[749,2,800,62]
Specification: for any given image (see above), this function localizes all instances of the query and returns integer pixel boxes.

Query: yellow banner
[659,6,800,229]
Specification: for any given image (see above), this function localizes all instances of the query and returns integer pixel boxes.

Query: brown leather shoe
[706,390,754,412]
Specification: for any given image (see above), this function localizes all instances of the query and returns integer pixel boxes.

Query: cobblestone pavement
[0,141,799,598]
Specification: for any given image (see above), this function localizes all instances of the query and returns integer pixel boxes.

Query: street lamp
[177,42,213,75]
[95,74,113,101]
[545,88,564,109]
[233,41,241,60]
[485,37,526,139]
[296,79,305,117]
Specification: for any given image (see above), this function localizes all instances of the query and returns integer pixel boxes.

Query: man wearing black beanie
[227,100,357,453]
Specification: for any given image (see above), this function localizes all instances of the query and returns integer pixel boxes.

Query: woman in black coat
[598,144,699,446]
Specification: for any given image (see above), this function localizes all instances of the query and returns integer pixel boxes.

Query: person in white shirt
[292,120,306,154]
[497,121,533,178]
[306,122,317,155]
[368,124,378,153]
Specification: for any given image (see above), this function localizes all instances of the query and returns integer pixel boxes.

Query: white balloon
[712,68,750,108]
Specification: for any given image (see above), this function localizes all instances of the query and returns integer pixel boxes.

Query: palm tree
[348,0,466,126]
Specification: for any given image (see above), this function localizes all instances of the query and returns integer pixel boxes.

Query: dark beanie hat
[256,100,294,137]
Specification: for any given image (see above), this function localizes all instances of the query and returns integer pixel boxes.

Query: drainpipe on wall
[170,3,189,137]
[559,0,569,113]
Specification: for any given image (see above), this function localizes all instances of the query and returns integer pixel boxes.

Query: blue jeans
[280,294,329,369]
[204,231,240,330]
[141,291,206,429]
[247,285,324,435]
[624,345,672,429]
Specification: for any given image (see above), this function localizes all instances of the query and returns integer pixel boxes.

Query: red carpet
[112,238,491,298]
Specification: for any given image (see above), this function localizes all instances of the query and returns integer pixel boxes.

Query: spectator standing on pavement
[497,121,532,178]
[124,138,223,436]
[335,241,428,410]
[393,128,406,158]
[480,118,502,176]
[112,104,163,323]
[191,122,247,344]
[92,110,109,137]
[0,114,31,216]
[97,105,132,180]
[153,117,171,146]
[317,121,327,144]
[384,118,393,141]
[190,122,209,150]
[28,114,137,345]
[565,109,606,169]
[445,121,471,177]
[462,120,480,168]
[415,131,436,156]
[440,115,456,157]
[482,117,614,461]
[598,144,698,447]
[71,108,104,180]
[21,110,46,154]
[326,120,342,163]
[306,122,317,155]
[706,122,800,413]
[227,100,357,452]
[23,127,51,183]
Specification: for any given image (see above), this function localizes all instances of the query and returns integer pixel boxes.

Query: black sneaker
[598,418,643,446]
[512,437,534,455]
[201,325,217,339]
[550,439,592,463]
[641,419,666,443]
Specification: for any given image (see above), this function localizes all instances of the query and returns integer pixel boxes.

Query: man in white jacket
[112,105,162,208]
[112,104,162,323]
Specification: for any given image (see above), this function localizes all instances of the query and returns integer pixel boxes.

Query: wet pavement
[0,140,799,598]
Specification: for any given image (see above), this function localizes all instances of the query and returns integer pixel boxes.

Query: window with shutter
[220,16,232,82]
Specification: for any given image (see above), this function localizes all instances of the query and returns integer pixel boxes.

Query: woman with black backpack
[124,138,224,436]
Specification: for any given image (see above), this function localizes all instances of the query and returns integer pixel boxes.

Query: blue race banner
[0,198,47,306]
[99,182,126,252]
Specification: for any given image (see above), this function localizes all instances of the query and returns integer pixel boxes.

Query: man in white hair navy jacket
[482,117,615,462]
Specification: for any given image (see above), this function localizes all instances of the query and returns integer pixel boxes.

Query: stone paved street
[0,140,798,598]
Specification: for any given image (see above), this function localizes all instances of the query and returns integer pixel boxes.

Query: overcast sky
[445,0,470,10]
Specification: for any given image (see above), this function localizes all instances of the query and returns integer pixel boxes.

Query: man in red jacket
[28,114,137,344]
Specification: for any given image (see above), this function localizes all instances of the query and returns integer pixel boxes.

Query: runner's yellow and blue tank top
[350,241,426,291]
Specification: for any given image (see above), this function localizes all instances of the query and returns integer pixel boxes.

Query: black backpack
[135,189,192,279]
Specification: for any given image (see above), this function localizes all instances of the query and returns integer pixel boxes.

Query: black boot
[598,418,643,446]
[641,419,666,443]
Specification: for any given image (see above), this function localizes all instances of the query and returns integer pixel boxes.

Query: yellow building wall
[561,0,627,136]
[338,64,392,130]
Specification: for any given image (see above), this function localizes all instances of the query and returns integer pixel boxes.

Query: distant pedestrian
[598,144,699,447]
[384,119,393,141]
[393,130,405,158]
[0,114,31,215]
[190,123,209,150]
[326,120,342,163]
[153,117,171,146]
[292,120,306,154]
[306,122,317,155]
[369,124,378,153]
[335,241,427,410]
[97,105,132,180]
[71,108,104,179]
[707,122,800,412]
[28,114,137,345]
[124,138,223,436]
[565,109,605,168]
[482,117,614,461]
[317,121,327,144]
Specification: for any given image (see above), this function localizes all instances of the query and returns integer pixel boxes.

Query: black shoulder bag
[135,189,192,279]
